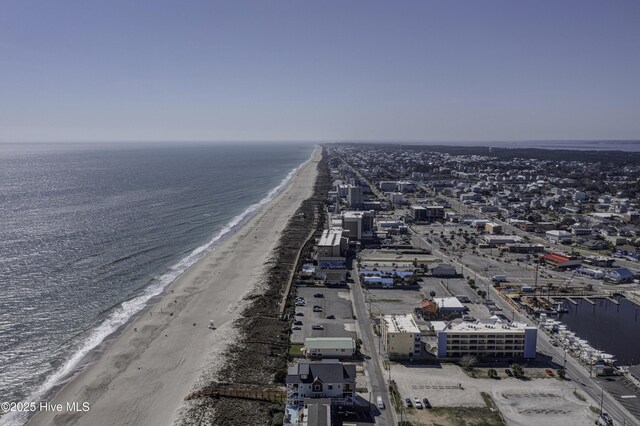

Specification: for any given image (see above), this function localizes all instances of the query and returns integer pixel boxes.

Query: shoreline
[23,146,321,426]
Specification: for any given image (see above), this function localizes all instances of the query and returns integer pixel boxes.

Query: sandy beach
[28,146,321,426]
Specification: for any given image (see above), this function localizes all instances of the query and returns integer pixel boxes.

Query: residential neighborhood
[282,144,640,426]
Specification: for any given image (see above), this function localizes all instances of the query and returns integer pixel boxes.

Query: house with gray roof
[286,360,356,407]
[605,268,636,284]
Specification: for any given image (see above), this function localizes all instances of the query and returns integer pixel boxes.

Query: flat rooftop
[433,297,465,310]
[383,314,420,334]
[444,319,534,334]
[318,228,343,247]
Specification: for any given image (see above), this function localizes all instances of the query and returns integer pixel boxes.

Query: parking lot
[390,362,599,426]
[290,286,356,344]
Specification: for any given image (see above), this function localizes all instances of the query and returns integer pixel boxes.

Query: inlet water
[558,296,640,366]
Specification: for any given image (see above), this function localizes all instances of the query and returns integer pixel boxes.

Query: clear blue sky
[2,0,639,142]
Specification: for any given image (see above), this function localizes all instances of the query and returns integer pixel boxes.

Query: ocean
[0,142,314,418]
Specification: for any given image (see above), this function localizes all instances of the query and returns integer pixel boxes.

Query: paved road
[410,227,639,426]
[351,267,395,426]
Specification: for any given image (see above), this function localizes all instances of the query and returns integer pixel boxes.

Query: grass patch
[573,390,587,401]
[428,406,504,426]
[288,344,304,357]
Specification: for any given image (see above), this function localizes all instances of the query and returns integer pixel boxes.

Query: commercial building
[378,181,398,191]
[303,338,356,359]
[433,297,467,314]
[483,235,523,247]
[346,185,363,209]
[431,263,457,277]
[546,230,573,244]
[484,222,502,234]
[286,360,356,407]
[411,205,445,222]
[540,253,582,270]
[375,219,407,234]
[574,267,605,279]
[381,314,421,359]
[397,181,415,192]
[436,319,537,359]
[605,268,635,284]
[389,192,404,205]
[503,244,545,254]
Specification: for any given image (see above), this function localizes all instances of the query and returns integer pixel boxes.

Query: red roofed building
[541,253,582,270]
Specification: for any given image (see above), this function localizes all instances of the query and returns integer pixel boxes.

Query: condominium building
[341,211,374,241]
[381,314,421,359]
[436,319,537,359]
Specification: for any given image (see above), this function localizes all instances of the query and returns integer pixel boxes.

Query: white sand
[28,147,321,426]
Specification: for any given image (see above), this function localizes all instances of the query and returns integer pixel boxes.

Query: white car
[413,397,423,409]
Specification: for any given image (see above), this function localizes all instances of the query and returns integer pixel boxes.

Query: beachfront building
[286,360,356,407]
[315,228,348,284]
[381,314,421,359]
[316,229,348,269]
[436,319,537,359]
[341,211,374,241]
[303,338,356,359]
[300,399,332,426]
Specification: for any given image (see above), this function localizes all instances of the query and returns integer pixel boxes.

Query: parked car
[422,398,431,408]
[404,398,412,408]
[326,315,335,319]
[295,312,304,316]
[505,369,513,377]
[313,306,322,312]
[597,412,614,425]
[413,397,423,409]
[293,321,302,326]
[314,293,324,298]
[312,324,324,330]
[292,326,301,330]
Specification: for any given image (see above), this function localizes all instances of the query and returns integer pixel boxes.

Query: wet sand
[28,146,320,426]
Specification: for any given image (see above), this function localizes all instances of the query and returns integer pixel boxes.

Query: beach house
[286,360,356,407]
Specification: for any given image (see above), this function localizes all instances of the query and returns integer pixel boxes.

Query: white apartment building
[437,319,537,359]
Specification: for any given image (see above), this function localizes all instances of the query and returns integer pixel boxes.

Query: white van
[376,396,384,409]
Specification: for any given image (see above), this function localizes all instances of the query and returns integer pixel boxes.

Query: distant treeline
[337,142,640,165]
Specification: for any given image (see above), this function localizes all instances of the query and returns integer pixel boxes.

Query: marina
[538,296,640,367]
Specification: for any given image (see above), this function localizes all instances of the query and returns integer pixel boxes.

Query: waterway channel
[557,296,640,366]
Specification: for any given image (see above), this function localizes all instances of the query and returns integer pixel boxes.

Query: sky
[1,0,640,143]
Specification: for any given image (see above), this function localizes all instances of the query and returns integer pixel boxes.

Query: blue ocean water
[0,142,313,415]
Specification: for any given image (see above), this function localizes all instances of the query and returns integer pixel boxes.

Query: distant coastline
[337,140,640,152]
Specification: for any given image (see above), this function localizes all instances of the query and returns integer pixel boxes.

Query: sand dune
[28,147,320,426]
